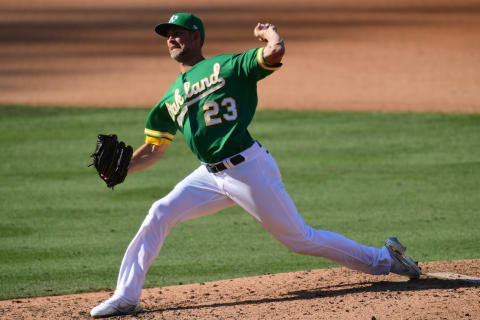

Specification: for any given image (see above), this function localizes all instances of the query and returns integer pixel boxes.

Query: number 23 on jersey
[203,97,238,126]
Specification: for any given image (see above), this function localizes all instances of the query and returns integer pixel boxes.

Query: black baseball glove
[89,134,133,189]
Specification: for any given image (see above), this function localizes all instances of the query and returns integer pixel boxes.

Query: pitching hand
[253,23,278,42]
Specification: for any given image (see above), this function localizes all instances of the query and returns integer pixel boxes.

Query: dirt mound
[1,259,479,319]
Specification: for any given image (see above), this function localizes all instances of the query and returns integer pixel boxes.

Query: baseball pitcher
[90,13,421,318]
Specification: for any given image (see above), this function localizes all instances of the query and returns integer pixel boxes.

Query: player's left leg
[113,165,234,304]
[219,142,392,275]
[91,165,235,318]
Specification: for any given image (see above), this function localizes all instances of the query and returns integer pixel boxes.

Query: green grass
[1,105,479,300]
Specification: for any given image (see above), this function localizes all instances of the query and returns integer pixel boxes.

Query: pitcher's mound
[1,259,479,319]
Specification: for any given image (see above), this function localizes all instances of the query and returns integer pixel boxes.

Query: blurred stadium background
[1,0,479,112]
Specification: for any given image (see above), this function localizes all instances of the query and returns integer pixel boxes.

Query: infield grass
[0,105,479,300]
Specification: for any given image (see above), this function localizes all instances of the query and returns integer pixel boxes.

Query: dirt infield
[1,0,479,112]
[1,260,479,319]
[1,1,480,319]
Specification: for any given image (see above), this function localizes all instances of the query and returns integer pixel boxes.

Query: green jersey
[144,47,281,163]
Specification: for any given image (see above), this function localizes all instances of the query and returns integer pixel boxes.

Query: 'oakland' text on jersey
[144,47,281,163]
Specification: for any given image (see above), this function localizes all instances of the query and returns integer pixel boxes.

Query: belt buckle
[206,161,224,173]
[206,154,245,173]
[206,163,218,173]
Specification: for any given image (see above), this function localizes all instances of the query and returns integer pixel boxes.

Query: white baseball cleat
[386,237,421,279]
[90,296,142,318]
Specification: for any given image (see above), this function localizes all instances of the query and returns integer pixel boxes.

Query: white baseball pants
[114,142,393,304]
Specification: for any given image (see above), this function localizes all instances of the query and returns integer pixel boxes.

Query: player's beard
[170,48,184,61]
[170,46,192,62]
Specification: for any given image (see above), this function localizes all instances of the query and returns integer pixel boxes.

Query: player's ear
[192,31,203,47]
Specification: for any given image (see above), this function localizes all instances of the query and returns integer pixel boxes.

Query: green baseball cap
[155,13,205,42]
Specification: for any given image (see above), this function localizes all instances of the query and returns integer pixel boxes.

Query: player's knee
[147,200,178,228]
[286,241,314,255]
[280,228,316,255]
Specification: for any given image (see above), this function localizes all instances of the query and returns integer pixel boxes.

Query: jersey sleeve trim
[257,47,282,71]
[145,136,171,146]
[144,128,174,141]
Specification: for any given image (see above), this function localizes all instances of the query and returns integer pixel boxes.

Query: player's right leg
[90,165,234,318]
[220,143,402,277]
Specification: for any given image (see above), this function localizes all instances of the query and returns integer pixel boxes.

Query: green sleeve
[231,47,282,81]
[144,102,177,144]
